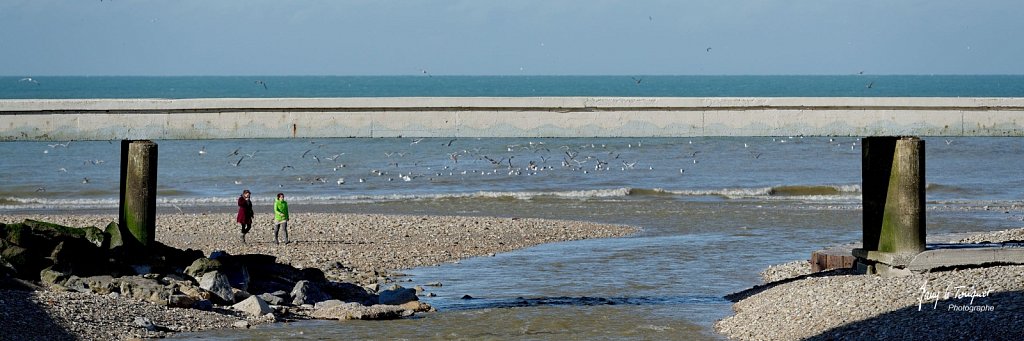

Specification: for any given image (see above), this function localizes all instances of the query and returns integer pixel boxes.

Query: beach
[716,228,1024,340]
[1,212,637,340]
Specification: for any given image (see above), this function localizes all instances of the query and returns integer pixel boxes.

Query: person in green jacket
[273,192,289,244]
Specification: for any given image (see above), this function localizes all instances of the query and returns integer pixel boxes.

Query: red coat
[237,196,254,224]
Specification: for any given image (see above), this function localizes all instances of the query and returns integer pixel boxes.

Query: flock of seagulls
[200,138,866,190]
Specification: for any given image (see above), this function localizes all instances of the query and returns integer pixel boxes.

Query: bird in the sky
[19,77,39,85]
[254,80,268,90]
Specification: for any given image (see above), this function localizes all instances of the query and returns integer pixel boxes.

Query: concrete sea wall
[1,97,1023,140]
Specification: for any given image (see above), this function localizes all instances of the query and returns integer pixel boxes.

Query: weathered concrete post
[118,140,158,249]
[861,136,925,253]
[856,136,926,275]
[878,137,926,253]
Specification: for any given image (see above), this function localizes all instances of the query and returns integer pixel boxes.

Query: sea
[2,75,1024,340]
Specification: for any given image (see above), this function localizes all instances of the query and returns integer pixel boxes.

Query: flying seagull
[254,80,268,90]
[19,77,39,85]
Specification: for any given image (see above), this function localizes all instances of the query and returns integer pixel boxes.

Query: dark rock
[104,222,123,250]
[39,267,70,288]
[168,294,198,308]
[259,292,285,305]
[300,267,327,282]
[291,280,330,306]
[49,240,108,276]
[246,263,306,297]
[21,219,108,249]
[2,244,54,281]
[461,295,475,299]
[322,282,376,305]
[118,276,170,305]
[184,258,223,279]
[199,271,235,304]
[193,299,214,311]
[209,250,230,259]
[378,286,418,305]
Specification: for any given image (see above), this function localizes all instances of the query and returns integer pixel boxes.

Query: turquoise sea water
[2,76,1023,339]
[3,75,1024,99]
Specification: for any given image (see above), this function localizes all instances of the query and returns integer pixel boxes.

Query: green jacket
[274,199,289,222]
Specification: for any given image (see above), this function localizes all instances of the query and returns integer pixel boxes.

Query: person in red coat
[237,189,254,243]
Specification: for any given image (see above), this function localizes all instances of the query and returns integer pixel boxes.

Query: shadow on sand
[806,290,1024,340]
[1,281,76,341]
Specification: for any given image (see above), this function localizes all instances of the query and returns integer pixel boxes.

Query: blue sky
[2,0,1022,76]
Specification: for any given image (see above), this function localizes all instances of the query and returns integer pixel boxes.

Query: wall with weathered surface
[1,97,1022,140]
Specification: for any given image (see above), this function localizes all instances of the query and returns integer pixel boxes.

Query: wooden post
[119,140,158,249]
[878,137,926,253]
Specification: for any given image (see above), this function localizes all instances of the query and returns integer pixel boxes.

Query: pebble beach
[716,227,1024,340]
[1,212,637,340]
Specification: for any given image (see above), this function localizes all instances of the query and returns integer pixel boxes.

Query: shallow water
[2,137,1022,339]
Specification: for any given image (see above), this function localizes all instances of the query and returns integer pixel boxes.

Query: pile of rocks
[1,219,433,338]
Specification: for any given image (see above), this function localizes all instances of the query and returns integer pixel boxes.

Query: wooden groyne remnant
[2,97,1024,140]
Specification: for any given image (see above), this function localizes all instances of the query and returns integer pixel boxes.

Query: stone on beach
[233,295,273,316]
[199,271,235,304]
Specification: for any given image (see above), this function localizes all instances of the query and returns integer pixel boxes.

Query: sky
[1,0,1022,76]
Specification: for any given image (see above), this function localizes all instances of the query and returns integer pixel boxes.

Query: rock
[461,294,474,299]
[184,258,222,279]
[118,276,170,305]
[314,299,344,309]
[300,267,327,282]
[322,282,376,305]
[178,282,212,301]
[193,299,214,311]
[378,286,418,305]
[104,222,123,250]
[39,267,70,288]
[134,316,158,332]
[290,280,330,306]
[199,271,235,303]
[259,292,285,305]
[232,295,273,316]
[2,245,47,281]
[232,320,250,329]
[21,219,107,249]
[364,283,379,293]
[63,275,118,295]
[130,264,152,275]
[399,300,433,313]
[168,294,198,308]
[310,302,410,320]
[209,250,230,259]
